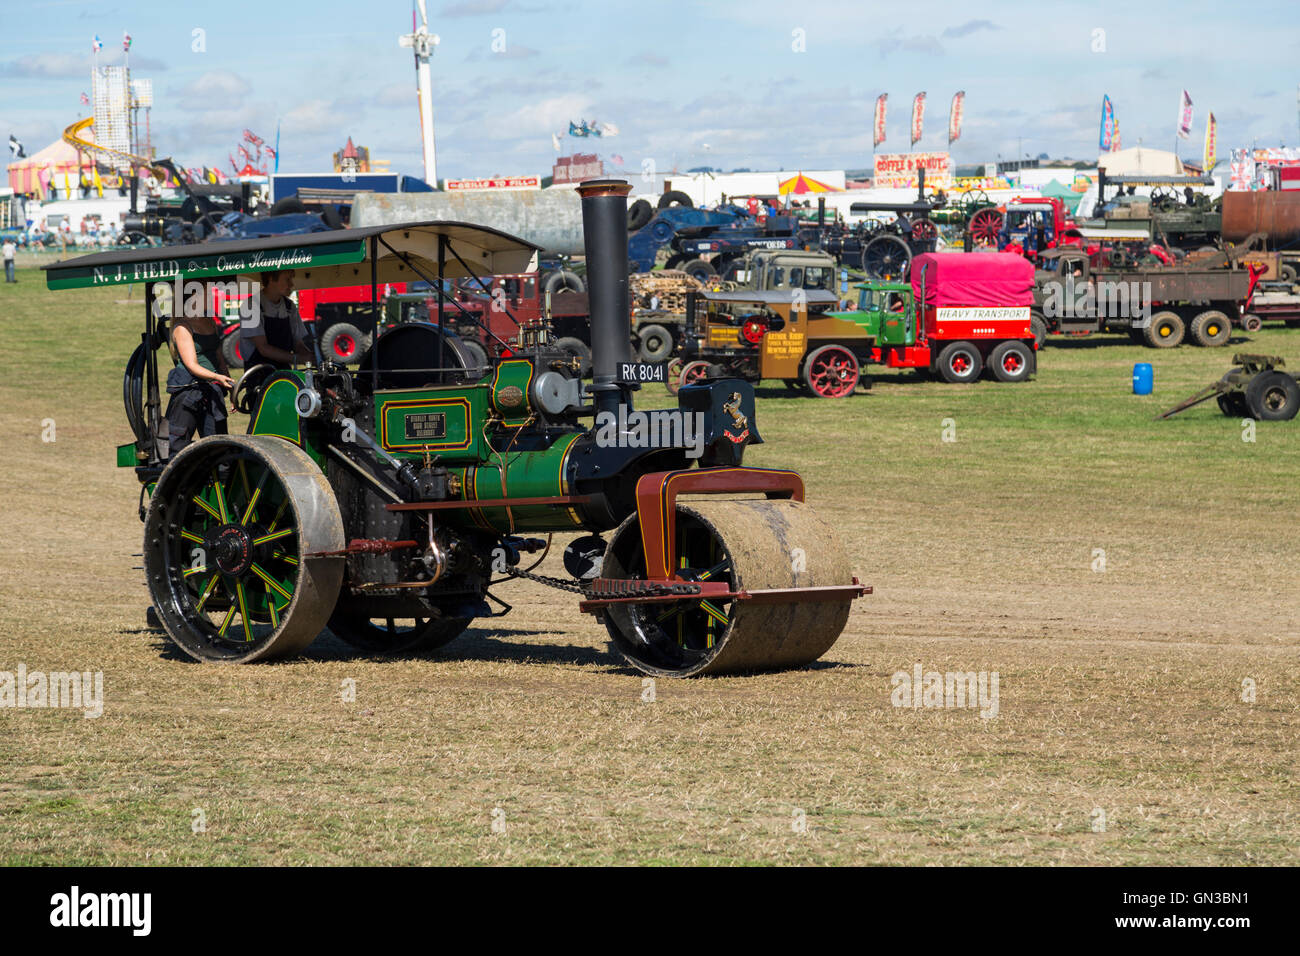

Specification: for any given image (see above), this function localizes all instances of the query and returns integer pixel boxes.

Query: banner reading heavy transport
[911,92,926,146]
[874,151,951,189]
[948,91,965,144]
[874,94,888,147]
[1203,113,1217,172]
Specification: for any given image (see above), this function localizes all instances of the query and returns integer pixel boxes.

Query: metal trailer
[1157,354,1300,421]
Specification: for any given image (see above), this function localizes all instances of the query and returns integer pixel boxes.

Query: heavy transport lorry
[1031,246,1263,348]
[48,180,866,677]
[671,252,1039,395]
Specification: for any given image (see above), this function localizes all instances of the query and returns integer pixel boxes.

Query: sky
[2,0,1299,182]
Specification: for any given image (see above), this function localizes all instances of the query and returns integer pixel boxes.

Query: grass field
[1,264,1297,865]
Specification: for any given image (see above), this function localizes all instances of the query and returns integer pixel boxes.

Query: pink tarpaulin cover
[909,252,1034,307]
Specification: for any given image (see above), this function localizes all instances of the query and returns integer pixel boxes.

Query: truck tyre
[988,341,1034,382]
[221,330,244,369]
[269,196,308,216]
[1241,313,1264,333]
[678,258,717,283]
[1280,262,1297,284]
[1190,310,1231,347]
[1245,371,1300,421]
[1217,392,1249,418]
[657,191,693,210]
[544,269,586,296]
[1030,311,1048,349]
[664,254,687,271]
[319,205,344,230]
[554,336,592,377]
[1127,326,1146,344]
[636,323,674,363]
[321,322,366,364]
[936,341,983,384]
[1144,311,1185,348]
[627,199,654,232]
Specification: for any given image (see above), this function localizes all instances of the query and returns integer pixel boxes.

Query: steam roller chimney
[577,179,634,416]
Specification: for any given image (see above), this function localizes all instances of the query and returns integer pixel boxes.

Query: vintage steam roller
[46,180,866,676]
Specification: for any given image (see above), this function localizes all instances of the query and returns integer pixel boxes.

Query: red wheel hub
[951,354,971,374]
[334,334,355,359]
[1002,352,1023,373]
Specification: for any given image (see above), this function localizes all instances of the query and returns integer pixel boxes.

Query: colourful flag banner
[1177,89,1193,140]
[92,35,103,52]
[1099,95,1115,151]
[873,94,887,147]
[911,92,926,146]
[1113,117,1121,151]
[1203,113,1217,171]
[948,91,964,144]
[123,32,131,52]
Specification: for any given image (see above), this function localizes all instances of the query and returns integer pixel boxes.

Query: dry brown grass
[1,269,1297,864]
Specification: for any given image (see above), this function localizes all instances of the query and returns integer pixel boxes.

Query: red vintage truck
[845,252,1039,382]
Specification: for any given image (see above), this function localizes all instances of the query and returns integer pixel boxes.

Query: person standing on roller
[240,269,312,371]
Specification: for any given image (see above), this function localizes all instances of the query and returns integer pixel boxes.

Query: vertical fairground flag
[1204,113,1217,171]
[1113,117,1121,150]
[123,31,132,52]
[911,92,926,146]
[91,35,103,52]
[874,94,888,147]
[948,91,965,144]
[1178,89,1194,139]
[1099,95,1115,151]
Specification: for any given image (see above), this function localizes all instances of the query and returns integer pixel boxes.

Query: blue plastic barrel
[1132,362,1154,395]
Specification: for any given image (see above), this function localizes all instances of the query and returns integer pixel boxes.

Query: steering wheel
[232,364,277,415]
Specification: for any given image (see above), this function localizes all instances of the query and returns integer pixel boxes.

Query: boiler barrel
[1221,191,1300,246]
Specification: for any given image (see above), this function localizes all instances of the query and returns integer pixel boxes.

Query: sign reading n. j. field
[874,152,952,189]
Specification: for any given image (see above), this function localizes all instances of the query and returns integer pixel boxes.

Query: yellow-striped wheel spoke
[272,551,299,567]
[183,564,209,578]
[217,603,236,637]
[180,529,204,544]
[194,575,220,613]
[240,470,268,526]
[250,563,293,603]
[212,478,230,524]
[699,600,729,627]
[192,495,221,520]
[233,581,253,642]
[266,499,289,532]
[253,528,295,546]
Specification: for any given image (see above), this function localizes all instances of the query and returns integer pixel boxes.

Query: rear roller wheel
[600,499,853,677]
[861,235,911,280]
[143,435,345,663]
[671,360,710,394]
[988,340,1033,382]
[968,208,1003,247]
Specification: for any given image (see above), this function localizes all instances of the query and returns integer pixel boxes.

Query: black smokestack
[577,179,634,416]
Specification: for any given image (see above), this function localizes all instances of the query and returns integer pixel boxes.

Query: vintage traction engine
[50,180,867,676]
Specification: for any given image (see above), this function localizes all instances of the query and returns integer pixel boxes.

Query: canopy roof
[700,289,841,306]
[910,252,1034,307]
[43,221,541,291]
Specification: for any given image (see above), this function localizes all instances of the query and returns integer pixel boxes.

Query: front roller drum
[143,435,346,663]
[600,498,854,677]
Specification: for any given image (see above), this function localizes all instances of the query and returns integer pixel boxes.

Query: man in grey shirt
[240,270,312,368]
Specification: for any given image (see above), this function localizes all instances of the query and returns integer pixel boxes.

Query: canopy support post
[144,282,163,465]
[370,235,379,393]
[437,234,446,372]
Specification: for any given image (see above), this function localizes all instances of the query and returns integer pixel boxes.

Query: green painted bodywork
[450,432,584,533]
[831,281,918,347]
[44,239,367,290]
[248,371,326,469]
[117,442,141,467]
[489,359,536,425]
[375,386,489,462]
